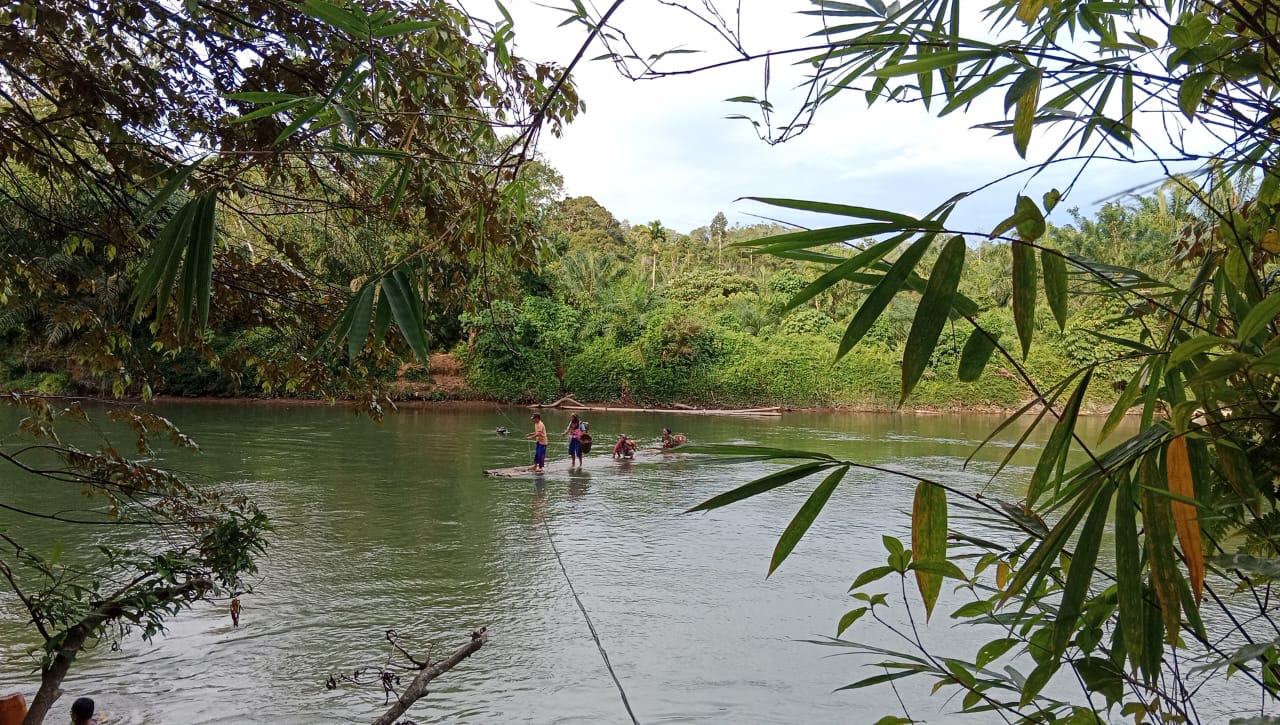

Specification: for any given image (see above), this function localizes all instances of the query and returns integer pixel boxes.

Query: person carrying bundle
[612,434,637,460]
[661,427,687,449]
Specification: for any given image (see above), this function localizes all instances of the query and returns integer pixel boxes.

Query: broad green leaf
[1178,71,1213,119]
[837,234,936,361]
[770,466,849,575]
[1011,240,1037,358]
[976,637,1018,667]
[837,607,868,636]
[911,481,948,620]
[957,327,997,381]
[346,283,374,361]
[371,20,441,37]
[687,461,833,513]
[1167,437,1204,604]
[1141,453,1183,646]
[901,236,965,401]
[1114,471,1144,673]
[1019,660,1056,705]
[1041,249,1068,331]
[749,222,908,255]
[301,0,367,35]
[1027,368,1092,506]
[1051,481,1113,659]
[1014,195,1047,242]
[850,565,898,590]
[380,273,430,364]
[1236,290,1280,343]
[1100,363,1145,442]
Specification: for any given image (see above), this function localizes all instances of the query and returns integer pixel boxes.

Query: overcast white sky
[505,1,1197,234]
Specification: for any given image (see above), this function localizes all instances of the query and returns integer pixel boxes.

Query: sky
[504,0,1201,235]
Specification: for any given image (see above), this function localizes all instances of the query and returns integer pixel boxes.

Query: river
[0,403,1239,723]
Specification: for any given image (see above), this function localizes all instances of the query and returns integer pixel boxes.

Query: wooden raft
[483,448,683,478]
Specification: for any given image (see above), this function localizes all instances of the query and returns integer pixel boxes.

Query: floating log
[525,403,782,417]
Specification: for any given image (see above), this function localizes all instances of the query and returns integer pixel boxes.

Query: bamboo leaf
[1012,240,1038,358]
[1003,478,1102,603]
[901,235,965,401]
[783,238,902,313]
[868,50,992,78]
[1100,362,1147,442]
[1042,249,1068,331]
[1170,335,1232,364]
[742,197,924,226]
[957,328,997,381]
[1114,471,1144,673]
[770,466,849,575]
[372,290,391,346]
[380,273,430,364]
[1052,481,1113,658]
[132,200,196,318]
[1167,437,1204,605]
[1028,368,1092,506]
[837,234,936,361]
[140,158,203,220]
[177,193,210,330]
[192,191,217,330]
[347,283,374,361]
[911,481,948,620]
[1012,69,1042,157]
[1141,452,1183,646]
[1236,290,1280,343]
[687,461,833,513]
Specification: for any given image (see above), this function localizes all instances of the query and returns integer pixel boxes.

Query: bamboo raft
[528,396,783,417]
[483,448,684,478]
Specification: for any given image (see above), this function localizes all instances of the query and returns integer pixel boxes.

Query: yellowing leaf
[912,481,948,620]
[1015,0,1051,25]
[996,561,1011,590]
[1263,228,1280,253]
[1167,437,1204,605]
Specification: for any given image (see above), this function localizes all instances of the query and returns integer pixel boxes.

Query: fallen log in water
[528,403,783,417]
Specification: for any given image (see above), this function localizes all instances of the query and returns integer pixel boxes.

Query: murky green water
[0,403,1198,723]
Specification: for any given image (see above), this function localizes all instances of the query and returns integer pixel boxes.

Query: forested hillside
[1,165,1203,409]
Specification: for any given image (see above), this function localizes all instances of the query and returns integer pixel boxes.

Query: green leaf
[851,565,898,590]
[1114,472,1144,673]
[1051,481,1113,659]
[901,236,965,402]
[380,273,430,364]
[1141,452,1183,646]
[869,49,992,78]
[911,481,948,620]
[957,328,997,381]
[346,283,374,361]
[1027,368,1092,506]
[1019,660,1056,705]
[743,197,923,226]
[770,466,849,575]
[837,606,868,636]
[1011,240,1037,358]
[783,238,902,313]
[1004,478,1103,603]
[301,0,367,35]
[976,637,1018,667]
[687,461,833,513]
[1178,71,1213,119]
[140,158,203,221]
[1100,362,1147,442]
[836,669,918,691]
[1014,195,1047,242]
[229,97,309,124]
[1237,290,1280,343]
[372,290,391,346]
[1170,334,1232,364]
[371,20,441,37]
[1041,249,1068,331]
[837,234,936,361]
[191,191,217,330]
[224,91,300,103]
[132,199,196,319]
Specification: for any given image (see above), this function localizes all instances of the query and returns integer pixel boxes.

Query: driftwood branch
[370,627,488,725]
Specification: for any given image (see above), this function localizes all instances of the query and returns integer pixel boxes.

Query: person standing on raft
[526,413,548,472]
[562,413,585,468]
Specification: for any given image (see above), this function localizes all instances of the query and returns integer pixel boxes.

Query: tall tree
[710,211,728,267]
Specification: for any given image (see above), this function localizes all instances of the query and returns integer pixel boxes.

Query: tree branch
[369,627,488,725]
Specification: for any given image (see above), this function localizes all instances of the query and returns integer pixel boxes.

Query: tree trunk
[23,627,87,725]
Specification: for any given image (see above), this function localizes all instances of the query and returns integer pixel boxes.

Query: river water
[0,403,1222,724]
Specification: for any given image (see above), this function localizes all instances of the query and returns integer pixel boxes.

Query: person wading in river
[526,414,548,473]
[562,413,585,468]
